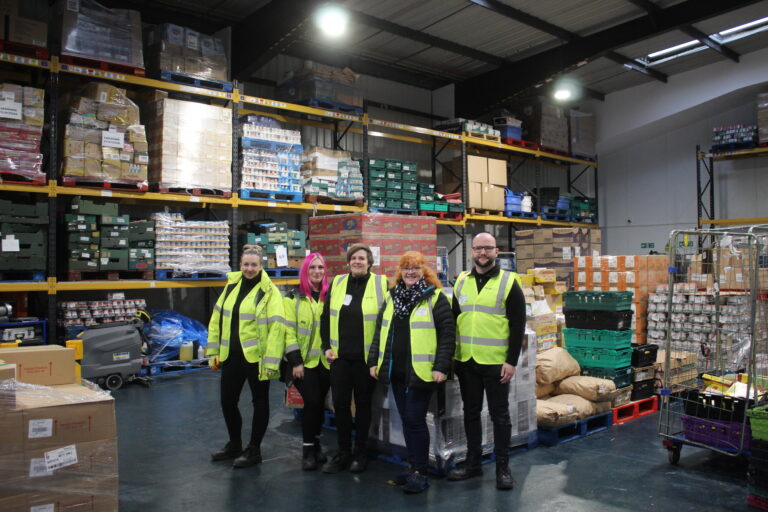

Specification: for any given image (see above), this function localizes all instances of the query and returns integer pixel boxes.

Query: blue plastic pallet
[298,98,364,115]
[504,210,536,219]
[0,270,45,282]
[264,267,300,278]
[368,208,419,216]
[239,188,303,202]
[541,213,570,222]
[154,270,227,281]
[542,206,570,215]
[241,137,302,152]
[140,360,210,377]
[537,411,613,447]
[159,70,233,92]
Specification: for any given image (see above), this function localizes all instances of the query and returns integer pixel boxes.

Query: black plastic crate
[563,309,634,330]
[681,389,760,422]
[631,379,655,401]
[631,343,659,367]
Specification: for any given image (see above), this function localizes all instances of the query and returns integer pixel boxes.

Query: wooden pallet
[540,146,570,157]
[304,194,364,207]
[0,40,49,59]
[64,270,153,281]
[152,184,231,198]
[467,131,501,143]
[504,210,536,219]
[59,54,145,76]
[467,208,504,216]
[60,176,149,192]
[239,188,301,202]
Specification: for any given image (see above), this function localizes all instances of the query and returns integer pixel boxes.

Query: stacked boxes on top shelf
[436,155,507,214]
[302,148,363,202]
[277,62,363,112]
[569,110,596,159]
[144,23,229,83]
[62,83,148,187]
[367,158,418,211]
[0,197,47,275]
[240,222,308,269]
[152,212,230,279]
[239,116,302,201]
[0,83,45,184]
[144,92,232,194]
[711,124,758,152]
[515,227,602,284]
[514,98,569,153]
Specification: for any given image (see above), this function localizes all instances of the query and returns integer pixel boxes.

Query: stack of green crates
[128,221,155,270]
[0,198,47,272]
[417,183,464,215]
[240,222,308,267]
[367,158,418,211]
[68,197,132,271]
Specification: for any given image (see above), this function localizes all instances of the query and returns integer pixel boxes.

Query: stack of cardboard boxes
[367,158,419,211]
[0,198,46,272]
[516,227,602,283]
[309,213,437,278]
[437,155,507,213]
[1,1,47,49]
[277,63,362,109]
[0,82,44,182]
[0,345,118,511]
[515,99,569,153]
[240,223,308,269]
[301,147,363,201]
[152,213,230,276]
[145,23,228,81]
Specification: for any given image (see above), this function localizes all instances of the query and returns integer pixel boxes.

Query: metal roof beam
[350,10,508,67]
[455,0,760,117]
[626,0,740,62]
[604,52,668,82]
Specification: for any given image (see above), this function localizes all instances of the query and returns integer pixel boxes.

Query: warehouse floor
[115,371,751,512]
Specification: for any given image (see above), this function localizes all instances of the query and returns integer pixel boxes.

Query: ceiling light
[315,4,349,38]
[553,88,572,101]
[552,78,580,102]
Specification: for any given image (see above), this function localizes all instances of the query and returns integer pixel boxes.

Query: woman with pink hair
[283,252,331,470]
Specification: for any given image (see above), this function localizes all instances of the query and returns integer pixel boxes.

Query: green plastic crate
[448,203,464,213]
[385,190,402,199]
[386,170,402,180]
[369,199,387,209]
[369,189,386,199]
[418,183,435,192]
[563,328,632,349]
[433,202,449,212]
[748,405,768,441]
[402,182,418,192]
[401,201,417,210]
[563,291,634,311]
[402,171,418,181]
[385,200,402,209]
[387,180,402,190]
[369,169,387,179]
[401,161,417,171]
[385,159,402,170]
[580,366,633,389]
[369,159,387,169]
[567,346,632,369]
[418,201,435,211]
[369,178,388,189]
[401,191,417,201]
[419,194,434,201]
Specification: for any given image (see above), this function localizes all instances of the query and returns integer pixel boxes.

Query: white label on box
[593,249,600,258]
[119,152,132,162]
[29,457,53,478]
[101,190,113,197]
[2,235,19,252]
[101,258,109,265]
[276,245,288,267]
[102,130,125,149]
[371,246,381,266]
[79,236,88,242]
[119,240,126,246]
[267,201,277,207]
[78,224,86,230]
[44,444,78,472]
[1,91,15,101]
[0,100,23,120]
[136,154,149,164]
[626,255,635,268]
[31,504,55,512]
[577,256,586,268]
[28,419,53,439]
[562,247,572,260]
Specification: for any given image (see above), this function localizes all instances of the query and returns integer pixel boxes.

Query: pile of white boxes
[152,213,230,275]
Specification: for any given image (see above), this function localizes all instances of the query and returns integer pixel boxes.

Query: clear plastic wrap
[143,310,208,362]
[240,118,302,192]
[152,213,231,274]
[145,24,228,81]
[59,0,144,70]
[0,84,45,183]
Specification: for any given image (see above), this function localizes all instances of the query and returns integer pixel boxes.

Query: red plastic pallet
[418,210,464,221]
[0,39,49,59]
[59,54,145,77]
[60,176,149,192]
[612,395,658,425]
[503,137,539,150]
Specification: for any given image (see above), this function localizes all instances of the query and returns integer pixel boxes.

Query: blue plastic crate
[499,125,522,140]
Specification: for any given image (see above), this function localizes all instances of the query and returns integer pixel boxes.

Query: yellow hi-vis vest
[284,293,329,370]
[206,270,286,380]
[453,269,519,365]
[374,288,442,382]
[328,272,388,364]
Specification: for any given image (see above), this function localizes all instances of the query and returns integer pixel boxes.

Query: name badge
[415,307,427,316]
[343,294,353,306]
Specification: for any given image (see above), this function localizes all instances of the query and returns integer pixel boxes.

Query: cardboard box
[531,267,556,283]
[7,16,47,48]
[0,360,17,380]
[467,155,487,183]
[0,346,75,386]
[589,229,602,245]
[515,229,535,245]
[517,258,535,274]
[515,244,534,260]
[534,244,553,259]
[552,228,579,243]
[481,184,505,212]
[467,182,483,210]
[487,158,507,186]
[533,229,553,245]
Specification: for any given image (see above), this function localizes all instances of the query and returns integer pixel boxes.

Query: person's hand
[432,371,447,383]
[292,364,305,380]
[500,363,515,384]
[369,366,379,380]
[209,355,220,371]
[325,349,337,363]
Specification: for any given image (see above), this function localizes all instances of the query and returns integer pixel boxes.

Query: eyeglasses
[402,267,422,274]
[471,246,497,252]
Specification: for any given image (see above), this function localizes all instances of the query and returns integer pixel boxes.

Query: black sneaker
[349,451,368,473]
[302,445,318,471]
[211,441,242,461]
[232,445,262,468]
[446,460,483,481]
[393,467,414,485]
[322,452,351,474]
[403,471,430,494]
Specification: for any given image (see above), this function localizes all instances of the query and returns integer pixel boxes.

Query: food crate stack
[563,291,635,399]
[277,62,362,111]
[302,148,363,201]
[66,196,136,272]
[629,342,658,401]
[0,83,45,183]
[437,155,507,213]
[416,183,464,216]
[144,92,232,193]
[59,298,147,335]
[145,23,228,82]
[367,158,418,211]
[516,227,602,283]
[435,118,500,137]
[711,124,757,151]
[152,213,230,278]
[748,406,768,509]
[240,222,307,269]
[679,388,756,455]
[521,268,567,330]
[573,254,669,345]
[570,196,597,222]
[0,197,47,274]
[240,116,302,195]
[62,82,148,186]
[309,213,436,278]
[493,115,523,140]
[759,93,768,146]
[504,189,532,217]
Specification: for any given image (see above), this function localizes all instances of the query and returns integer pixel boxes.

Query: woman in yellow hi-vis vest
[369,251,455,494]
[320,243,388,474]
[284,252,331,470]
[206,245,286,469]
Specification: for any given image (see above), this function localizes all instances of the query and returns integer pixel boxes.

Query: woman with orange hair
[368,251,455,494]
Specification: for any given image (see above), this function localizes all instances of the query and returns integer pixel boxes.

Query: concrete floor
[115,370,752,512]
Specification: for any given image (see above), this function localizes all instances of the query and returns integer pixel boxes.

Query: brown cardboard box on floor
[0,360,16,380]
[516,258,535,274]
[533,229,553,245]
[515,244,534,260]
[0,346,75,386]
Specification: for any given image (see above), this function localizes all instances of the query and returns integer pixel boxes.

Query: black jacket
[368,286,455,388]
[320,272,371,361]
[451,264,526,366]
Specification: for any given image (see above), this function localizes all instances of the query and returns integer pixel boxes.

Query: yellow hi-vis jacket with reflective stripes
[453,269,519,365]
[374,288,442,383]
[284,293,329,370]
[206,270,286,380]
[328,272,388,364]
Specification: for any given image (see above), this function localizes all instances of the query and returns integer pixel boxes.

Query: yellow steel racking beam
[436,218,466,227]
[705,146,768,162]
[0,183,52,195]
[700,217,768,226]
[235,196,364,214]
[52,278,299,292]
[464,213,595,228]
[0,52,50,70]
[54,185,233,205]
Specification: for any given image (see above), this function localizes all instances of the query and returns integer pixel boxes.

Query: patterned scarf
[392,278,429,319]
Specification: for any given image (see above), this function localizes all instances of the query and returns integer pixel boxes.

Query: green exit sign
[641,242,655,249]
[678,241,694,247]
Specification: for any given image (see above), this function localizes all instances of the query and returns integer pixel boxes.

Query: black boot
[302,445,318,471]
[233,444,262,468]
[495,456,514,490]
[349,450,368,473]
[211,441,242,461]
[314,440,327,465]
[322,452,351,473]
[447,451,483,481]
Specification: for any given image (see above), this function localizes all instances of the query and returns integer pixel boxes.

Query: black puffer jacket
[368,286,455,388]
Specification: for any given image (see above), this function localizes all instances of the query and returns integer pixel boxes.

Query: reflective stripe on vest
[208,341,220,351]
[240,313,256,321]
[214,304,222,313]
[290,295,327,370]
[285,343,300,353]
[242,338,259,349]
[458,335,508,347]
[222,308,232,317]
[263,356,281,365]
[221,338,230,347]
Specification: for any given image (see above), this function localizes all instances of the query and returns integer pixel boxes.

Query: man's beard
[473,256,494,269]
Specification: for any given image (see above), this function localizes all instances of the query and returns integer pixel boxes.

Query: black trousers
[220,353,270,448]
[293,365,331,445]
[391,375,434,473]
[455,359,511,457]
[329,358,376,454]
